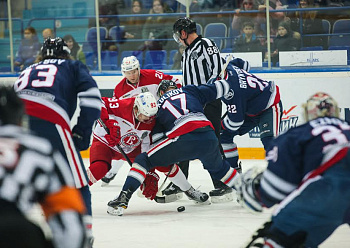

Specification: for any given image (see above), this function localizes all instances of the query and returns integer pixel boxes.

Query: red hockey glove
[140,171,160,200]
[105,119,121,146]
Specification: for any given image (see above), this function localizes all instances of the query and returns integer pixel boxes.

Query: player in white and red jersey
[113,55,179,100]
[101,56,180,185]
[87,93,157,186]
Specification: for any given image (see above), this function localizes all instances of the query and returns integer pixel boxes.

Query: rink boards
[2,70,350,159]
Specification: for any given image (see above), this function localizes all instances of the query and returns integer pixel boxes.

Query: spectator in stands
[171,44,185,70]
[63,34,86,65]
[233,21,264,53]
[255,0,287,36]
[14,27,41,70]
[268,21,300,65]
[287,0,327,49]
[139,0,174,51]
[232,0,261,34]
[121,0,147,51]
[42,28,54,40]
[89,0,126,30]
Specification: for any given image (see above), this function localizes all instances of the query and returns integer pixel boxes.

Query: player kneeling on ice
[107,80,241,216]
[235,92,350,248]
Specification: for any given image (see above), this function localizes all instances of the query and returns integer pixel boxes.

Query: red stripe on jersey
[224,147,237,153]
[62,128,84,186]
[23,99,71,131]
[167,121,214,139]
[131,167,147,178]
[302,147,349,185]
[224,169,237,185]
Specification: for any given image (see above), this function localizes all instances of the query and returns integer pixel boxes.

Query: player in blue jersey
[236,92,350,247]
[106,80,241,216]
[218,59,282,177]
[14,37,101,246]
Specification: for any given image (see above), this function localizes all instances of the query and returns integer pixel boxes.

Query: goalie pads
[235,167,264,213]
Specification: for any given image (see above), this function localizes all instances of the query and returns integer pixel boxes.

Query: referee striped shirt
[181,36,223,86]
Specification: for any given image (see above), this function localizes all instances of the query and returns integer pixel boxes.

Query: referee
[162,17,232,201]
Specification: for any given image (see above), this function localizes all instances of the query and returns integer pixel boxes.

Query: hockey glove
[235,167,264,213]
[140,171,160,200]
[72,125,91,151]
[105,120,121,147]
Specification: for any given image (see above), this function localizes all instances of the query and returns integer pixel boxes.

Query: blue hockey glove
[72,125,91,151]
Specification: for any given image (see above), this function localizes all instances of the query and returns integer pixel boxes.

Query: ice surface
[28,159,350,247]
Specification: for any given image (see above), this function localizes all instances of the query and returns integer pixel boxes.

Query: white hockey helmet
[303,92,339,121]
[134,92,158,121]
[121,56,140,76]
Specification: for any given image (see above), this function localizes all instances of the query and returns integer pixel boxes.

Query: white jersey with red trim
[113,69,179,100]
[93,97,155,154]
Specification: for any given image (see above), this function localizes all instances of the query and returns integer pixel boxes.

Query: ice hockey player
[236,92,350,247]
[14,37,101,245]
[101,55,179,185]
[106,79,241,216]
[89,92,209,202]
[209,59,282,202]
[0,85,87,248]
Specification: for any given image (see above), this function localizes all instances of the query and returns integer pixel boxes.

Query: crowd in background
[5,0,350,71]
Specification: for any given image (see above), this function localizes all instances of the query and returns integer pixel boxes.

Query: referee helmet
[173,17,197,44]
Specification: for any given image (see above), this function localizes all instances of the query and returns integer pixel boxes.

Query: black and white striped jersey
[0,124,86,248]
[0,125,74,210]
[181,36,223,86]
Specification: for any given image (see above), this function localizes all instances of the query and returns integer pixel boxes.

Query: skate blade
[210,192,234,203]
[107,206,125,216]
[154,192,183,203]
[193,199,211,205]
[101,181,110,187]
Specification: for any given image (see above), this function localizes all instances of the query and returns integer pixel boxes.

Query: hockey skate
[101,172,117,187]
[185,187,210,205]
[107,190,132,216]
[161,182,183,201]
[209,181,234,203]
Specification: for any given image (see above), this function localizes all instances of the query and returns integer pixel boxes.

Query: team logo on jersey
[224,89,234,100]
[191,51,198,60]
[141,87,150,93]
[120,132,141,147]
[140,132,148,140]
[248,105,299,138]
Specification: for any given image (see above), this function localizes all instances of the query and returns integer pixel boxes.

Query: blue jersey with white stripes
[153,81,229,140]
[260,117,350,207]
[221,61,280,132]
[14,59,101,132]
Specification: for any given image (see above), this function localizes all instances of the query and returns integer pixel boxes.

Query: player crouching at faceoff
[107,80,241,216]
[88,92,207,202]
[0,86,87,248]
[236,92,350,248]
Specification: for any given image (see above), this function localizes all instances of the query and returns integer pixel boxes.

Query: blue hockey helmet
[156,80,178,97]
[41,37,71,59]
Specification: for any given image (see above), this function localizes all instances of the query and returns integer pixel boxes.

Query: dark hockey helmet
[0,85,24,125]
[157,80,178,97]
[41,37,71,59]
[173,17,196,44]
[303,92,339,121]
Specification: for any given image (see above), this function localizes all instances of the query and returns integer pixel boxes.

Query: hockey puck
[177,206,185,212]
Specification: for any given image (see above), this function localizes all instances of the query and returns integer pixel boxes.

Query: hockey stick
[98,118,176,203]
[97,118,132,166]
[220,54,233,79]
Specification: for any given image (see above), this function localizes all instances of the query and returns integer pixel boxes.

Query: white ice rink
[31,159,350,247]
